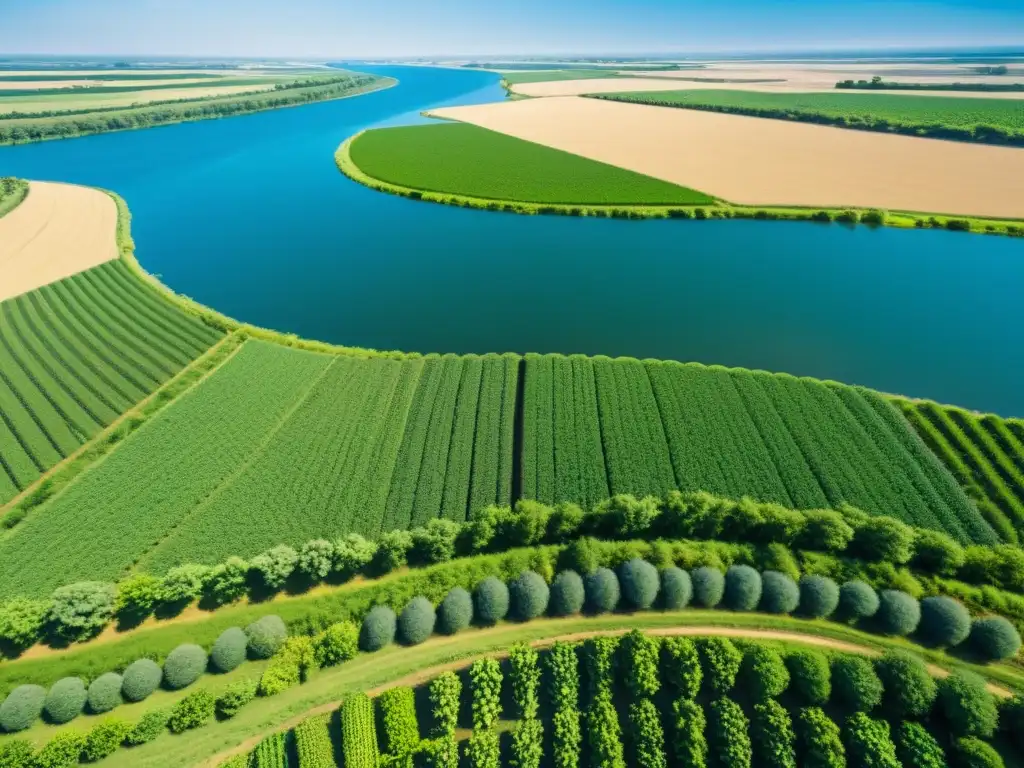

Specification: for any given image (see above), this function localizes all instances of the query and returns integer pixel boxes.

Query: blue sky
[1,0,1020,58]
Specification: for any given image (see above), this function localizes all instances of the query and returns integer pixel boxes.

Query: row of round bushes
[355,560,1023,662]
[5,489,1021,656]
[0,615,286,734]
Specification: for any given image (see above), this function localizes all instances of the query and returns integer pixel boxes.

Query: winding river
[0,65,1022,416]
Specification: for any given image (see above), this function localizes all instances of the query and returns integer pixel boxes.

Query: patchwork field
[347,123,712,205]
[428,96,1024,218]
[0,181,118,302]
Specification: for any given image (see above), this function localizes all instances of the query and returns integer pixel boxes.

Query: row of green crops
[0,260,221,504]
[896,399,1024,544]
[521,354,993,545]
[592,89,1024,144]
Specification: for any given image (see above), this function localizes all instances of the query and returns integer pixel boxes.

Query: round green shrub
[0,685,46,732]
[875,590,920,636]
[314,622,359,667]
[723,565,762,611]
[798,575,840,618]
[691,566,725,608]
[398,597,436,645]
[741,646,790,699]
[660,567,692,610]
[510,571,550,621]
[970,617,1022,662]
[162,644,208,690]
[121,659,162,702]
[474,577,510,625]
[48,582,116,642]
[838,581,879,622]
[831,655,883,712]
[437,587,474,633]
[359,605,397,651]
[786,650,831,705]
[939,672,998,738]
[874,651,937,719]
[210,627,248,673]
[244,615,287,660]
[618,558,659,610]
[43,677,87,725]
[549,570,585,616]
[759,570,799,614]
[86,672,123,714]
[584,567,620,613]
[954,737,1004,768]
[918,596,971,648]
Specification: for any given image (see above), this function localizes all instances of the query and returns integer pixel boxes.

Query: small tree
[48,582,116,641]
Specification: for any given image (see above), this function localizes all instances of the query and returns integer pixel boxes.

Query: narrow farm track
[201,624,1013,768]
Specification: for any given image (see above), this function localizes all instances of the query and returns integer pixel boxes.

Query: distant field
[348,122,713,205]
[595,89,1024,144]
[500,69,627,85]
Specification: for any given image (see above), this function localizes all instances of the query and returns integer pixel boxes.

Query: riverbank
[0,176,28,219]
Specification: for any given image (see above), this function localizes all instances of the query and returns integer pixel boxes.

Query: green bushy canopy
[619,559,659,610]
[210,627,249,673]
[660,567,692,610]
[437,587,474,633]
[121,659,163,702]
[162,645,208,690]
[474,577,510,625]
[0,685,46,733]
[509,571,550,621]
[398,597,436,645]
[245,615,287,659]
[549,570,585,616]
[87,672,124,714]
[798,575,839,618]
[691,567,725,608]
[360,605,397,651]
[43,677,87,724]
[584,568,620,614]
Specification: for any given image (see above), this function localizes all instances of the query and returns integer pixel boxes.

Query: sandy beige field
[429,96,1024,219]
[0,182,118,302]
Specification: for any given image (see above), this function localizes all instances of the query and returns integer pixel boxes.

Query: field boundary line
[0,332,244,520]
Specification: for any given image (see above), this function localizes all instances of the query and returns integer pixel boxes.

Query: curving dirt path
[0,181,117,302]
[202,625,1011,767]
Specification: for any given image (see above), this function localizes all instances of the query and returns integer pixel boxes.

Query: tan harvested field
[429,96,1024,219]
[0,83,279,114]
[0,182,118,302]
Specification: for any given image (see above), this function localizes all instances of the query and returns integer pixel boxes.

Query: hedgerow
[620,630,660,698]
[510,571,549,621]
[798,575,840,618]
[629,698,667,768]
[215,679,257,719]
[709,697,752,768]
[619,558,660,609]
[919,596,972,647]
[692,566,725,608]
[124,707,170,745]
[662,637,702,700]
[751,698,797,768]
[377,686,420,757]
[876,589,921,636]
[786,650,831,705]
[741,645,790,699]
[875,651,937,719]
[671,697,708,768]
[797,707,846,768]
[474,576,509,625]
[294,713,337,768]
[895,722,947,768]
[938,672,998,738]
[844,713,899,768]
[34,730,84,767]
[546,642,581,768]
[697,637,742,694]
[838,580,881,622]
[724,565,762,611]
[313,621,358,667]
[587,692,626,768]
[398,596,436,645]
[760,570,800,614]
[167,688,215,733]
[121,658,162,702]
[585,567,620,613]
[341,693,379,768]
[86,672,124,713]
[468,658,503,768]
[0,684,46,732]
[48,582,115,642]
[831,655,883,712]
[428,672,461,768]
[954,736,1004,768]
[970,617,1022,661]
[245,615,287,659]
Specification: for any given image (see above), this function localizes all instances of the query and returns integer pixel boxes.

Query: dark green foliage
[469,657,503,729]
[760,570,800,614]
[853,516,915,563]
[549,570,585,616]
[954,737,1003,768]
[546,642,582,768]
[82,717,131,761]
[215,679,257,719]
[742,645,790,699]
[359,605,397,651]
[210,627,249,673]
[429,672,461,768]
[43,677,87,725]
[875,590,921,636]
[564,537,600,575]
[509,571,549,621]
[838,581,880,622]
[619,558,659,610]
[629,698,667,768]
[692,566,725,608]
[313,621,359,667]
[752,699,797,768]
[660,567,692,609]
[709,697,752,768]
[938,672,998,738]
[919,597,972,647]
[341,692,380,768]
[875,652,937,718]
[124,708,171,746]
[398,596,436,645]
[970,617,1022,661]
[437,587,474,633]
[0,684,45,732]
[586,692,625,768]
[798,707,846,768]
[724,565,762,611]
[114,574,162,626]
[509,643,543,768]
[244,615,288,659]
[662,637,702,699]
[801,510,856,551]
[87,672,124,713]
[377,686,420,757]
[697,637,743,694]
[913,529,966,575]
[620,630,660,698]
[162,644,207,690]
[671,697,708,768]
[799,575,840,618]
[410,520,460,565]
[895,722,947,768]
[844,713,899,768]
[204,557,249,606]
[474,577,509,625]
[121,659,162,702]
[832,656,883,712]
[786,650,831,705]
[33,731,84,768]
[585,567,620,613]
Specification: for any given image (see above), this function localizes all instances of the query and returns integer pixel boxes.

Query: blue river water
[0,65,1022,416]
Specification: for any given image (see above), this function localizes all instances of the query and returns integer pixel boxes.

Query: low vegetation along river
[0,65,1022,416]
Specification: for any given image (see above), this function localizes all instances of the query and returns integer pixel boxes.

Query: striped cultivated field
[0,260,222,504]
[521,354,995,545]
[895,398,1024,544]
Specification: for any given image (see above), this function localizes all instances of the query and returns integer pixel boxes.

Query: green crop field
[500,69,625,85]
[594,89,1024,144]
[895,399,1024,544]
[0,260,222,505]
[347,123,713,205]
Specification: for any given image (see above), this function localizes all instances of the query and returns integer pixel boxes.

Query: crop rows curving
[253,731,289,768]
[0,261,221,504]
[294,712,336,768]
[340,693,378,768]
